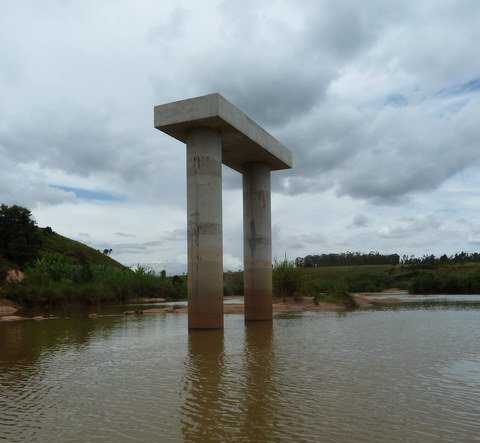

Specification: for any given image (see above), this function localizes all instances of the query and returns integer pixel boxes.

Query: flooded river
[1,306,480,442]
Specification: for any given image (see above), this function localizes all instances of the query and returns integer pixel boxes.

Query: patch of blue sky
[384,93,408,107]
[50,185,125,202]
[436,77,480,97]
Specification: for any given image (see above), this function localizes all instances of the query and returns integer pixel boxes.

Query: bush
[28,253,76,283]
[273,259,303,297]
[224,271,243,296]
[408,269,480,294]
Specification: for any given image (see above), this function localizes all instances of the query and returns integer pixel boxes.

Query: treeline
[296,252,400,267]
[401,252,480,266]
[295,251,480,268]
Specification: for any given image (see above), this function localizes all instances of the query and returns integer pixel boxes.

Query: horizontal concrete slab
[154,93,293,172]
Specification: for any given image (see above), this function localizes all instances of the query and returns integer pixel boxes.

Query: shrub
[28,253,76,283]
[224,271,243,296]
[273,259,303,297]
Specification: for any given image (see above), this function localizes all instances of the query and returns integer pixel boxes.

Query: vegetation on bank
[3,204,480,308]
[296,252,400,267]
[295,251,480,268]
[401,252,480,266]
[0,204,122,276]
[4,253,187,306]
[0,204,186,306]
[406,264,480,294]
[271,259,480,304]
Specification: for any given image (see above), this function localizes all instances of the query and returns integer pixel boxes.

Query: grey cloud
[376,216,442,240]
[335,99,480,203]
[352,214,370,228]
[1,0,480,212]
[0,152,76,207]
[115,232,137,238]
[193,0,398,127]
[93,229,187,256]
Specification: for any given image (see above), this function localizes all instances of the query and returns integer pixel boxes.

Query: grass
[37,228,124,268]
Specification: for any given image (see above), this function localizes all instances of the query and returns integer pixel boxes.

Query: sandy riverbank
[0,292,409,322]
[138,296,358,316]
[0,298,20,317]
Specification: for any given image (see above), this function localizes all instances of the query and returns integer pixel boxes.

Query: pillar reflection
[241,322,277,440]
[181,324,278,441]
[181,329,225,442]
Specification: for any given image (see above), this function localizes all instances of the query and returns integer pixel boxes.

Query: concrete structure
[154,93,293,329]
[243,163,272,321]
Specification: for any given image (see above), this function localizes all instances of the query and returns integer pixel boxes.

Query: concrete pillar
[187,128,223,329]
[243,162,272,321]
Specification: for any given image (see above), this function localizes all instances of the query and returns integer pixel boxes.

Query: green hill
[0,204,187,306]
[37,228,125,269]
[0,227,124,276]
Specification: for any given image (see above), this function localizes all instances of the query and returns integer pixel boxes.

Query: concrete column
[243,162,272,321]
[187,128,223,329]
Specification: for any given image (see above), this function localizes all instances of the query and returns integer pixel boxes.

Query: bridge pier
[154,93,292,329]
[243,163,272,321]
[186,128,224,329]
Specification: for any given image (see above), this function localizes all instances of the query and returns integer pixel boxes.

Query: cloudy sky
[1,0,479,273]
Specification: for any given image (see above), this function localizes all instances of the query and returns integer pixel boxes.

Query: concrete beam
[243,163,272,321]
[154,93,293,173]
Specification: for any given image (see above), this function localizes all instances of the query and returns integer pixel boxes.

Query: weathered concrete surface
[154,93,293,173]
[243,163,272,321]
[186,128,223,329]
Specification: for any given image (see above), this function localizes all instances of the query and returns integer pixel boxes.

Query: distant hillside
[0,227,124,272]
[0,204,126,278]
[36,228,125,269]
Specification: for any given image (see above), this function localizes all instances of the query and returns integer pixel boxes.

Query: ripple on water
[1,309,480,442]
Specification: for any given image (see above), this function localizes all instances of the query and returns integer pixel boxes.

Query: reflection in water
[182,329,225,442]
[0,316,121,443]
[0,316,118,365]
[2,310,480,442]
[241,323,276,441]
[182,323,276,442]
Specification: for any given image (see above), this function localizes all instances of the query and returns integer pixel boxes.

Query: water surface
[1,307,480,442]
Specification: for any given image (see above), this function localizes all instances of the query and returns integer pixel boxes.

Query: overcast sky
[1,0,479,273]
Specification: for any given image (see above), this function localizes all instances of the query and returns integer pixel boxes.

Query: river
[1,305,480,442]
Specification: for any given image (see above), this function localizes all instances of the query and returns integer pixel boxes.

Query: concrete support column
[187,128,223,329]
[243,162,272,321]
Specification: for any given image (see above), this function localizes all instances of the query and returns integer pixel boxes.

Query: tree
[0,204,42,266]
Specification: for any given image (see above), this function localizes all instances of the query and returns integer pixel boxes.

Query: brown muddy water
[1,307,480,442]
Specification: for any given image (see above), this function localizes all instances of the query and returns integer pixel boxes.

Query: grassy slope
[37,228,125,269]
